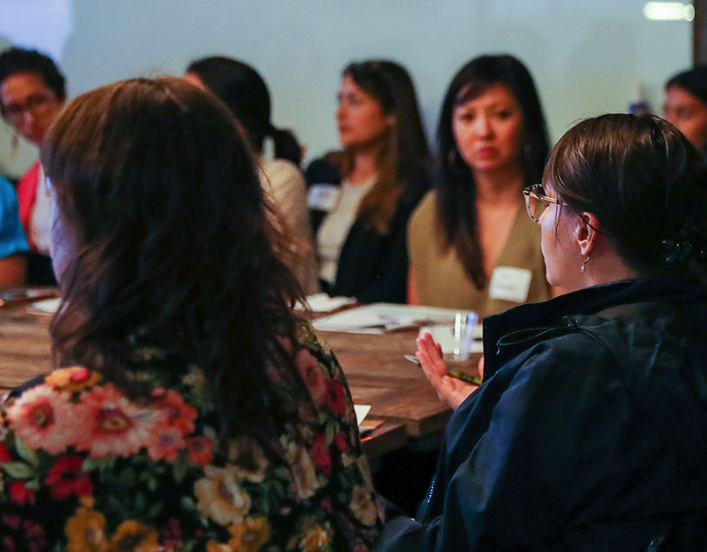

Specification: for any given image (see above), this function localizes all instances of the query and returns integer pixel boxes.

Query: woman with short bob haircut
[0,77,381,549]
[307,60,429,303]
[408,54,552,315]
[381,114,707,550]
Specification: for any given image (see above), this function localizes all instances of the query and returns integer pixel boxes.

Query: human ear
[575,212,599,257]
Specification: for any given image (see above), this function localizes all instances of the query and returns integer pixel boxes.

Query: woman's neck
[347,146,380,184]
[474,167,524,206]
[582,255,637,290]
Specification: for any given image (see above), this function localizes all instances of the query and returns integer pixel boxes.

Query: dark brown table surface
[318,329,456,437]
[0,302,479,459]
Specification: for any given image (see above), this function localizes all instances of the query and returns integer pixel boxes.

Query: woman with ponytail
[186,56,318,293]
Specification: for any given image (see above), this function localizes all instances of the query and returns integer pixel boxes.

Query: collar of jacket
[481,272,707,380]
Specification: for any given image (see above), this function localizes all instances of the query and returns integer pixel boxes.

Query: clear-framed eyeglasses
[523,183,561,223]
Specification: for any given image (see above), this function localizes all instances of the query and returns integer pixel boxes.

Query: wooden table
[0,306,54,389]
[0,303,479,459]
[319,330,456,438]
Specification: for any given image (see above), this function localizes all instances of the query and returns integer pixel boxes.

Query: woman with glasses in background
[306,60,430,303]
[407,55,552,316]
[381,114,707,550]
[664,64,707,152]
[0,47,66,284]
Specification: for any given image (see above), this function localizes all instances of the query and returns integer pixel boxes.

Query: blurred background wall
[0,0,691,178]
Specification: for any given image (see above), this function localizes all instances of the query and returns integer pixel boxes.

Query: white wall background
[0,0,692,178]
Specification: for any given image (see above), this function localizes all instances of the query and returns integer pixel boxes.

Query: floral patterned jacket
[0,323,382,551]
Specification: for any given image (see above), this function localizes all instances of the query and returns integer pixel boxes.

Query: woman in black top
[306,60,429,303]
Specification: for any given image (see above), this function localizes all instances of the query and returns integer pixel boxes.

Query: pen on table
[404,355,482,386]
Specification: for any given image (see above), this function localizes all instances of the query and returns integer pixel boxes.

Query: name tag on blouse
[489,267,532,303]
[307,184,341,212]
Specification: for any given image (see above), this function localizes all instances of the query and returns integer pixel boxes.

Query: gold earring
[580,256,590,274]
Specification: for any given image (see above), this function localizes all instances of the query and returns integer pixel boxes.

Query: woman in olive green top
[408,55,552,316]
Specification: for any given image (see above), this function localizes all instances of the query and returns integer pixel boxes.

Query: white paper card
[307,184,341,212]
[488,266,532,303]
[354,404,371,426]
[27,298,62,315]
[313,303,462,333]
[295,293,356,313]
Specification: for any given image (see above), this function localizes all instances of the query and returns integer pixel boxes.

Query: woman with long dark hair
[0,77,381,549]
[408,55,551,315]
[186,56,318,294]
[307,60,430,303]
[381,114,707,549]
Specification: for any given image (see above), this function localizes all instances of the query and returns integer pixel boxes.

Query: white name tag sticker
[488,266,532,303]
[307,184,341,212]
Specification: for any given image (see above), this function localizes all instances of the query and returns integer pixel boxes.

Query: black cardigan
[306,157,429,304]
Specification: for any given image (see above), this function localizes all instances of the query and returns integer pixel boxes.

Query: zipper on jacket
[418,475,436,522]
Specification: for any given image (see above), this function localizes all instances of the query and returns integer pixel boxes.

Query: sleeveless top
[408,191,551,317]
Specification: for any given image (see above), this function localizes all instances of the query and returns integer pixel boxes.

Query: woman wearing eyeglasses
[379,114,707,550]
[663,64,707,151]
[0,47,66,284]
[407,55,552,316]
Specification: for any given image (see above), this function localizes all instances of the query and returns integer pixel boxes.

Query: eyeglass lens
[530,195,549,221]
[4,95,53,121]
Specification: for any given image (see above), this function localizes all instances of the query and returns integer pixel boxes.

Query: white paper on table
[295,293,357,313]
[354,404,371,426]
[418,324,484,354]
[27,298,62,315]
[313,303,465,334]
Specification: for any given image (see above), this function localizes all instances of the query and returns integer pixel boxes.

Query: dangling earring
[11,131,19,159]
[580,256,590,274]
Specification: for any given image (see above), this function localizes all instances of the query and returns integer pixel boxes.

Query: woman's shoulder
[259,158,306,196]
[261,157,303,179]
[293,320,349,385]
[408,190,438,233]
[304,151,345,186]
[0,176,15,200]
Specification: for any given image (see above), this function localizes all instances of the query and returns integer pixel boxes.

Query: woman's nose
[473,115,492,137]
[21,108,38,126]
